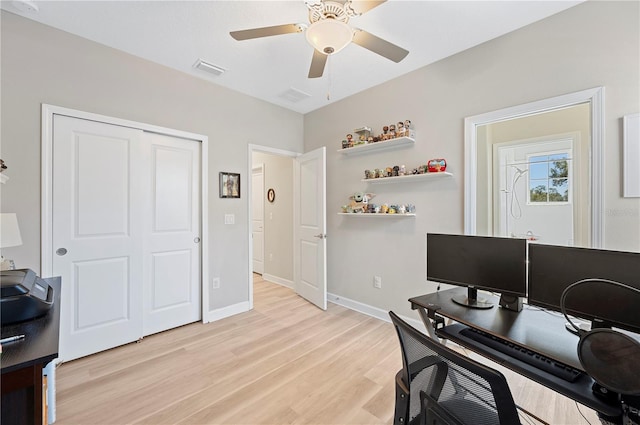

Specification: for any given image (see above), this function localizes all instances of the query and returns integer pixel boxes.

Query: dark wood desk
[1,277,61,425]
[410,287,622,418]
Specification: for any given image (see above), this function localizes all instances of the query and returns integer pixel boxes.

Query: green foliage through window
[528,153,570,203]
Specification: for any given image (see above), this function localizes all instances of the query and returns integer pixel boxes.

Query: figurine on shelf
[386,167,393,177]
[427,158,447,172]
[389,124,396,139]
[396,121,405,138]
[341,139,349,149]
[349,192,376,213]
[399,165,406,176]
[393,165,400,177]
[364,170,372,179]
[367,136,374,144]
[380,204,389,214]
[346,134,354,148]
[381,126,389,140]
[398,205,407,214]
[404,120,412,137]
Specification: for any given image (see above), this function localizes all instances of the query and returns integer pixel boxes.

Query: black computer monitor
[426,233,527,310]
[528,243,640,334]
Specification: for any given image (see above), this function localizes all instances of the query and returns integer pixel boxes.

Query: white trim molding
[327,292,426,332]
[204,301,250,323]
[262,274,293,289]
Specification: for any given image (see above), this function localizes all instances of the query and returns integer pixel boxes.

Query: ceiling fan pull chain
[326,54,332,100]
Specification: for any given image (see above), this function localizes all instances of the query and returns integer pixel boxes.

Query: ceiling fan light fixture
[305,19,353,55]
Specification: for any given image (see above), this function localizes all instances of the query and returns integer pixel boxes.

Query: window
[528,153,570,203]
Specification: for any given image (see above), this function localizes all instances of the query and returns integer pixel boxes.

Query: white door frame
[464,86,604,248]
[252,163,265,275]
[41,104,210,319]
[247,144,299,310]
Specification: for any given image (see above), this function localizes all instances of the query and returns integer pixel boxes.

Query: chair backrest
[389,311,520,425]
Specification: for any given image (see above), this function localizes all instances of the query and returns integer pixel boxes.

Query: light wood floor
[55,275,600,424]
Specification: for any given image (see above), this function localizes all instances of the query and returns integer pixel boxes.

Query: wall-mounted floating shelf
[337,213,416,218]
[338,136,415,155]
[361,172,453,184]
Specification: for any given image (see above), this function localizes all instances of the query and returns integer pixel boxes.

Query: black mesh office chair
[389,311,521,425]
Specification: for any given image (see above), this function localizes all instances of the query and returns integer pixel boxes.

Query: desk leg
[416,308,439,339]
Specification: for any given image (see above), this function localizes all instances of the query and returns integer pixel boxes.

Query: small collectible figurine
[346,134,353,148]
[386,167,393,177]
[382,126,389,140]
[392,165,400,177]
[368,136,374,144]
[349,192,376,213]
[341,140,349,149]
[389,124,396,139]
[427,159,447,172]
[396,121,405,137]
[404,120,411,132]
[399,165,406,176]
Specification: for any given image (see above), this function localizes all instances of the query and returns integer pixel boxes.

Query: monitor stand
[451,287,493,309]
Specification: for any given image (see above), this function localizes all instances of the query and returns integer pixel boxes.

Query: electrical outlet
[374,276,382,289]
[212,277,220,289]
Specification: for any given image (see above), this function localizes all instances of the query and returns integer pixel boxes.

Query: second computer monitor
[426,233,527,310]
[528,243,640,334]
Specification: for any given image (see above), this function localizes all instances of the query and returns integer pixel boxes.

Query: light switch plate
[224,214,235,225]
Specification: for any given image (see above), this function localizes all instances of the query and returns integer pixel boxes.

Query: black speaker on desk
[499,294,523,312]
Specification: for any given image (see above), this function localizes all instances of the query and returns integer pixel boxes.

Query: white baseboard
[327,292,426,332]
[204,301,250,323]
[262,274,293,289]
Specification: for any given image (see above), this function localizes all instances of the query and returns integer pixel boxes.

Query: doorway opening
[248,145,297,309]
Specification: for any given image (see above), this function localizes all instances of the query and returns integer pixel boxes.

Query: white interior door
[293,147,327,310]
[53,115,144,361]
[252,165,264,275]
[141,133,201,336]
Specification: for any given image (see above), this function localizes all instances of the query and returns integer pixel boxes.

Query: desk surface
[410,287,621,417]
[1,277,61,373]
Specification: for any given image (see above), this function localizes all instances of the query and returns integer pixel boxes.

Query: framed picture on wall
[219,172,240,198]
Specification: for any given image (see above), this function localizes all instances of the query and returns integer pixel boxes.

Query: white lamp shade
[0,213,23,248]
[305,19,353,55]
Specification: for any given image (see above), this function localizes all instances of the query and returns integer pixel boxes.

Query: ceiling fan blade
[230,24,303,41]
[349,1,386,15]
[352,29,409,63]
[308,49,328,78]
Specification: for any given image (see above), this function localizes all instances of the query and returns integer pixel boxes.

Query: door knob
[314,234,327,239]
[56,248,68,256]
[194,237,201,243]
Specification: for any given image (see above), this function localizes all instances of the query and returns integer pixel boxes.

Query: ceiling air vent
[278,88,311,103]
[193,59,226,77]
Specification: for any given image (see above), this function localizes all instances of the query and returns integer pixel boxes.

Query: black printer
[1,269,54,325]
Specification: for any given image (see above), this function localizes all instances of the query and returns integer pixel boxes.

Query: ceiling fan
[230,0,409,78]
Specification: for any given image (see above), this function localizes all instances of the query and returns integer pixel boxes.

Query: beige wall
[252,152,294,283]
[0,11,304,312]
[304,1,640,318]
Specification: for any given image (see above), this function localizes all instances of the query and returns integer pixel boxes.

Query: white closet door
[141,133,201,336]
[53,115,144,361]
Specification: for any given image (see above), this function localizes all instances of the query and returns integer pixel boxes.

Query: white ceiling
[2,0,582,114]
